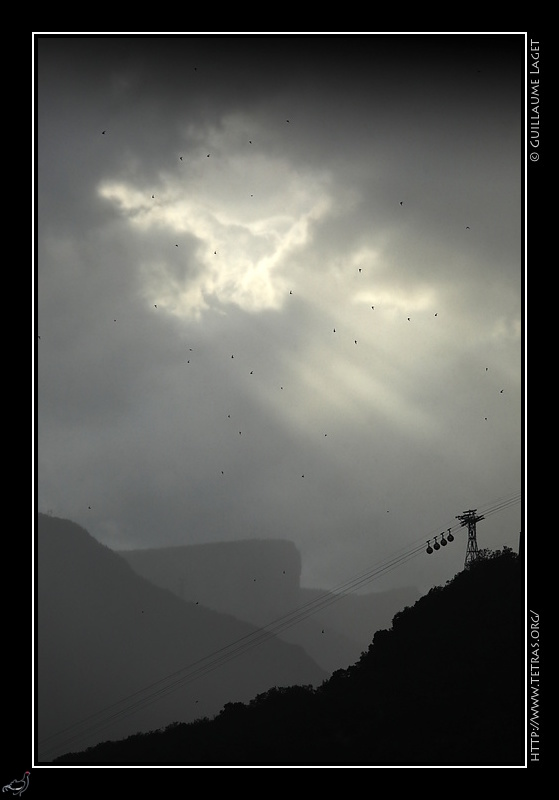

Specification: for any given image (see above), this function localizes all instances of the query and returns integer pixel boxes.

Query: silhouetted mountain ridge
[37,514,326,762]
[51,546,524,766]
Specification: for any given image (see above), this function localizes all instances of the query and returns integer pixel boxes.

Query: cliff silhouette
[36,514,326,762]
[50,546,525,766]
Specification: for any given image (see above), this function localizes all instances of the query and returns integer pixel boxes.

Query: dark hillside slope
[52,547,525,766]
[37,514,325,762]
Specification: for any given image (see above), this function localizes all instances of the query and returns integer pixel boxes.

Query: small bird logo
[2,773,30,796]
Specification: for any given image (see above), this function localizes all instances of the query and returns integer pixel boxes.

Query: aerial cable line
[39,544,433,758]
[38,490,521,759]
[38,535,437,750]
[39,492,521,758]
[479,491,522,520]
[39,542,430,758]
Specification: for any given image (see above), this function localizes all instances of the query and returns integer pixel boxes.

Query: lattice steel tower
[456,509,485,567]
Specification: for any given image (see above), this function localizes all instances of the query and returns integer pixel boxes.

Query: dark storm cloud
[35,34,523,591]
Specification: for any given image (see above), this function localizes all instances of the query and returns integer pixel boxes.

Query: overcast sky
[34,34,524,594]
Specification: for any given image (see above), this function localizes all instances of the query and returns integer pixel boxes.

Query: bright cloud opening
[98,143,333,318]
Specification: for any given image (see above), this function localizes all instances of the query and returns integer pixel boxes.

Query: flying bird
[399,201,403,205]
[179,156,183,161]
[101,130,106,135]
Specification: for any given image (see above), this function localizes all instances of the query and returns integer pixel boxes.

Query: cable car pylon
[426,509,485,563]
[456,509,484,567]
